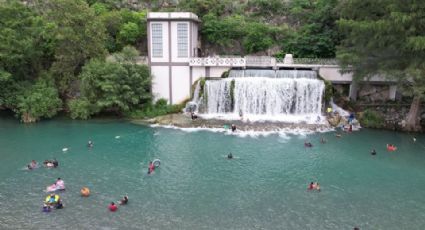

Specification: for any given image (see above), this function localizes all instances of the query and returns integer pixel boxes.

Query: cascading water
[187,69,325,123]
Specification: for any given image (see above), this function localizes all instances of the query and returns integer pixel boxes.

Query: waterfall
[187,70,325,122]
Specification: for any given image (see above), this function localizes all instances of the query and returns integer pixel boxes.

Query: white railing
[189,56,339,67]
[276,58,338,65]
[189,57,245,67]
[245,56,272,66]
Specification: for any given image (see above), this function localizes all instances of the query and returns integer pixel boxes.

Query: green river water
[0,117,425,229]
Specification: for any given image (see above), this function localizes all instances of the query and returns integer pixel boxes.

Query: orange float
[80,187,90,197]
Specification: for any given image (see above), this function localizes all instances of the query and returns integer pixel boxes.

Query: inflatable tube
[45,194,60,204]
[153,159,161,167]
[80,187,90,197]
[46,184,65,192]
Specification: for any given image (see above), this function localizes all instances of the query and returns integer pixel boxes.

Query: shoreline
[131,113,333,133]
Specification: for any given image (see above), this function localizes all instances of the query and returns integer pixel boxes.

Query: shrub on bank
[359,109,385,128]
[126,99,186,119]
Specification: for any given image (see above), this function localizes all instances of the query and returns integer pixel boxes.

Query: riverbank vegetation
[1,0,424,129]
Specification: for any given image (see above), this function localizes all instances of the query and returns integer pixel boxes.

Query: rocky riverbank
[132,113,332,132]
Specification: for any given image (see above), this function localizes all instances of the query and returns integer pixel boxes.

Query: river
[0,117,424,229]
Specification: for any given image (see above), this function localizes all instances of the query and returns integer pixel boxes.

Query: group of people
[43,159,58,168]
[108,196,129,212]
[43,193,64,212]
[27,159,58,170]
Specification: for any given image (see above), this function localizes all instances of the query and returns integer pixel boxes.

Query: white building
[147,12,397,104]
[147,12,200,104]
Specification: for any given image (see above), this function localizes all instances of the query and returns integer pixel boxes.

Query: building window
[177,23,188,58]
[152,23,163,58]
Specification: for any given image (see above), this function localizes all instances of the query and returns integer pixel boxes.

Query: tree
[69,47,152,119]
[281,0,339,58]
[16,78,62,123]
[0,0,55,117]
[337,0,425,131]
[38,0,107,96]
[0,0,54,82]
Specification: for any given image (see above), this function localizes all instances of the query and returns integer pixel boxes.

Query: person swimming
[227,153,233,159]
[55,199,64,209]
[30,160,38,168]
[119,196,128,205]
[148,161,155,174]
[108,202,118,212]
[308,182,314,190]
[320,137,327,144]
[87,140,93,148]
[52,159,58,168]
[308,182,320,191]
[304,141,313,148]
[371,149,377,155]
[42,203,51,212]
[231,124,237,132]
[55,178,65,190]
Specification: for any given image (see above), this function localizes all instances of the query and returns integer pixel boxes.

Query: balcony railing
[189,57,245,67]
[276,58,338,65]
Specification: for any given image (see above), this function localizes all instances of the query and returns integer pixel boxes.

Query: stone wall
[357,84,391,102]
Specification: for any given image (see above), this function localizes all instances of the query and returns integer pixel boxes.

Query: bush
[360,109,385,128]
[323,80,333,103]
[68,98,99,119]
[126,99,186,119]
[16,79,62,123]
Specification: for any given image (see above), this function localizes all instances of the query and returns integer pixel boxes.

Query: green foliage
[221,70,229,78]
[117,22,140,45]
[69,47,151,119]
[243,22,276,53]
[99,9,147,52]
[281,0,339,58]
[0,1,54,82]
[360,109,385,128]
[201,14,282,54]
[337,0,425,129]
[91,2,109,15]
[323,80,333,102]
[16,79,62,122]
[126,99,186,119]
[68,98,98,119]
[178,0,233,17]
[41,0,107,95]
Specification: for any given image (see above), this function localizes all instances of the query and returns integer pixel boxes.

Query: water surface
[0,117,424,229]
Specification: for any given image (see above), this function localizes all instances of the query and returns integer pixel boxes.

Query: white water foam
[150,124,334,138]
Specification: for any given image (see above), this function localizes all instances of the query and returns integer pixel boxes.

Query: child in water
[119,196,129,205]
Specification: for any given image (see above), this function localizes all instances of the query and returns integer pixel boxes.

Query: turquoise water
[1,117,425,229]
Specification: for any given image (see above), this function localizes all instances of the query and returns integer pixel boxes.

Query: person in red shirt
[108,202,117,212]
[148,161,155,174]
[308,182,314,190]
